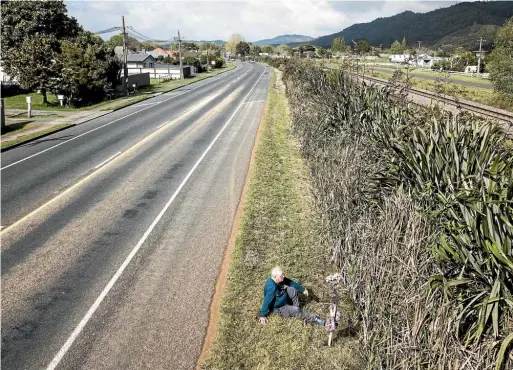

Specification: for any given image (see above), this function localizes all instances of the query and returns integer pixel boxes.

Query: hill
[253,34,313,46]
[312,1,513,50]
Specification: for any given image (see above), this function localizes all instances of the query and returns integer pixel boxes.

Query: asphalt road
[1,62,270,369]
[371,67,492,89]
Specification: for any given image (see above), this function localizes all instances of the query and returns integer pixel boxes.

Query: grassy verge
[101,95,151,111]
[1,124,72,150]
[203,70,360,370]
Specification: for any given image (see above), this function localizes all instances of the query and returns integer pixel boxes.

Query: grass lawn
[364,66,492,85]
[202,69,361,370]
[1,123,72,150]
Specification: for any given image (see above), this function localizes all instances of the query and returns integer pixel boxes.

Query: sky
[66,0,460,43]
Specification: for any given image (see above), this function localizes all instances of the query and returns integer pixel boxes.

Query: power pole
[476,37,486,77]
[122,16,129,95]
[416,41,422,66]
[174,30,184,80]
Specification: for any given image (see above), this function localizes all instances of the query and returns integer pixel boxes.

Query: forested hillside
[312,1,513,50]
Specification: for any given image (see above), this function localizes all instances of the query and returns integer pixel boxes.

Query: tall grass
[268,58,513,369]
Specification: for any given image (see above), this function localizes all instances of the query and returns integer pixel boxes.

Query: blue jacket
[259,277,304,317]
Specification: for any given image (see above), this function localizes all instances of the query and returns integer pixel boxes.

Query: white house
[127,63,193,79]
[389,54,411,63]
[464,65,478,73]
[416,55,444,68]
[126,54,157,69]
[0,62,17,83]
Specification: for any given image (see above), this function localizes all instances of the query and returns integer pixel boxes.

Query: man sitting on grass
[258,266,326,326]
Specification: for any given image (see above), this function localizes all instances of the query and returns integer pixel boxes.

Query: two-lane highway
[1,62,270,369]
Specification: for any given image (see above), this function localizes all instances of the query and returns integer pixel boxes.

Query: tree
[226,34,243,54]
[401,36,407,50]
[316,47,327,58]
[214,57,225,68]
[277,44,292,56]
[235,41,250,56]
[390,40,403,54]
[140,41,158,51]
[55,32,120,106]
[261,45,274,54]
[106,34,142,51]
[488,17,513,95]
[183,56,203,72]
[1,0,81,103]
[331,37,345,54]
[251,45,261,58]
[355,40,371,55]
[182,42,199,51]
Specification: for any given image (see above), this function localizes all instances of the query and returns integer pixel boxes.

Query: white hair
[271,266,283,278]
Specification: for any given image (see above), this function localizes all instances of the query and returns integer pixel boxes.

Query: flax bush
[267,58,513,369]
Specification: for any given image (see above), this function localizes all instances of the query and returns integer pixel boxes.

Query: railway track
[359,74,513,125]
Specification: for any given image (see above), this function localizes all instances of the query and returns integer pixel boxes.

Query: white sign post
[26,96,32,118]
[57,95,64,106]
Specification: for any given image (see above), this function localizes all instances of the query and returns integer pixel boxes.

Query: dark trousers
[275,287,317,322]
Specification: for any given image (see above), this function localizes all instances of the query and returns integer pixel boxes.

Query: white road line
[131,102,158,108]
[0,65,243,172]
[93,152,122,170]
[45,66,267,370]
[244,100,265,104]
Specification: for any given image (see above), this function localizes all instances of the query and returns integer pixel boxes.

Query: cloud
[65,0,460,42]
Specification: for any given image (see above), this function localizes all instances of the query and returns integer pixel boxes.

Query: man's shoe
[314,317,326,326]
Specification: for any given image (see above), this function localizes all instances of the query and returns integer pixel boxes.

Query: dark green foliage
[267,58,513,369]
[56,32,121,107]
[235,41,250,56]
[331,37,345,54]
[106,34,147,52]
[355,40,371,54]
[1,0,121,106]
[488,17,513,96]
[0,0,81,101]
[182,56,203,73]
[312,2,513,49]
[213,58,225,69]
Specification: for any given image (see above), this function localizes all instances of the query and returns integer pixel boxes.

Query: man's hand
[303,288,309,297]
[259,317,268,325]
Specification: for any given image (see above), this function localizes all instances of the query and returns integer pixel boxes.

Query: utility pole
[416,41,422,66]
[476,37,486,77]
[174,30,184,80]
[122,16,129,95]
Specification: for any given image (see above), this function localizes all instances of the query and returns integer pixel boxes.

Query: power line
[94,26,122,35]
[127,27,175,43]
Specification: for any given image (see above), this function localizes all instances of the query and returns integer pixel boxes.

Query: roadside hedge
[268,58,513,369]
